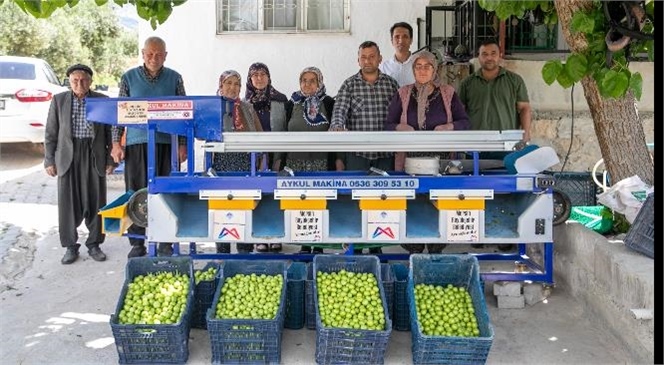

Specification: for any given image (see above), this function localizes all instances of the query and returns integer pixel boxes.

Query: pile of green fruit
[117,272,190,325]
[194,266,218,285]
[215,273,283,320]
[316,269,385,330]
[414,283,480,337]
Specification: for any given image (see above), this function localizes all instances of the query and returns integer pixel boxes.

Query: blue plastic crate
[207,260,288,364]
[408,254,494,365]
[305,263,316,330]
[110,257,194,364]
[191,261,222,329]
[392,262,410,331]
[624,193,654,259]
[313,255,392,365]
[545,171,602,206]
[380,263,395,321]
[285,262,307,329]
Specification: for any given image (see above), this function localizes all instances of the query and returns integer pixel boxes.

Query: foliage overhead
[0,0,138,84]
[0,0,187,30]
[478,0,654,100]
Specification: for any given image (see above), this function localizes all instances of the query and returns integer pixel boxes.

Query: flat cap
[66,64,93,77]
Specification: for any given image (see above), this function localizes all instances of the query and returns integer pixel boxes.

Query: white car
[0,56,68,147]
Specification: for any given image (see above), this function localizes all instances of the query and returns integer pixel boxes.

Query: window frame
[216,0,350,35]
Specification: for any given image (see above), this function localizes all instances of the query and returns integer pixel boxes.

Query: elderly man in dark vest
[110,36,188,258]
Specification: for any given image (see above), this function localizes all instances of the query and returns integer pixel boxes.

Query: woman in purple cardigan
[384,50,470,255]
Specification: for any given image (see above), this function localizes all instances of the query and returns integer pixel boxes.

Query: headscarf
[411,51,440,130]
[245,62,288,115]
[217,70,245,131]
[290,67,329,126]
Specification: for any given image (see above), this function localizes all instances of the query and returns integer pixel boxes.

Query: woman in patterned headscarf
[245,62,287,252]
[384,51,471,255]
[213,70,263,254]
[275,67,338,255]
[274,67,338,173]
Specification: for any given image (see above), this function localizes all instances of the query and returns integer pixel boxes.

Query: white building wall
[138,0,429,97]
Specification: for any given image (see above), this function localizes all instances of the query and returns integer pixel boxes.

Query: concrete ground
[0,143,648,364]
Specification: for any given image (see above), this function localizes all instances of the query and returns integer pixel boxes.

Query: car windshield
[0,62,36,80]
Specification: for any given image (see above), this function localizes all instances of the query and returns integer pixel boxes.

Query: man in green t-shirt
[458,39,532,252]
[458,39,532,143]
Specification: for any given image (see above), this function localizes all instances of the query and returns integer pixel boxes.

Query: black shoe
[236,243,254,253]
[128,245,147,258]
[61,244,81,265]
[298,246,312,254]
[401,244,424,253]
[157,243,174,256]
[216,242,230,254]
[312,247,324,254]
[369,247,383,254]
[497,244,515,252]
[88,245,107,262]
[427,244,446,254]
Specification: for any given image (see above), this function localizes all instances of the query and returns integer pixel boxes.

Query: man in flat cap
[44,63,115,264]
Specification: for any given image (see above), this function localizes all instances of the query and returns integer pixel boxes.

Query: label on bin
[290,210,323,242]
[366,211,400,241]
[213,210,245,241]
[446,210,479,242]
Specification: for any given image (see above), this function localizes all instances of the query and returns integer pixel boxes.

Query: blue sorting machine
[87,96,555,284]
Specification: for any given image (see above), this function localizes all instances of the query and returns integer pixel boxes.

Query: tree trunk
[555,0,654,186]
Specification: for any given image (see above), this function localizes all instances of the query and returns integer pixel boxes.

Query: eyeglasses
[414,64,434,71]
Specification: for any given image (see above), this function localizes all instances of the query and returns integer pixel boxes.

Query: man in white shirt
[379,22,416,87]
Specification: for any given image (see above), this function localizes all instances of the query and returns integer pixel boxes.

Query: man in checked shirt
[329,41,399,254]
[329,40,399,171]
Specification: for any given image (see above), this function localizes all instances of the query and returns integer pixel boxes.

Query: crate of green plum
[110,256,194,364]
[313,255,392,364]
[191,261,221,329]
[207,260,287,364]
[408,254,493,365]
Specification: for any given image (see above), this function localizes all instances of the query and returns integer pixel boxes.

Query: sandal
[255,244,269,253]
[270,243,282,252]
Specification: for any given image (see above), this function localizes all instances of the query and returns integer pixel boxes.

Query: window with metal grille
[216,0,350,34]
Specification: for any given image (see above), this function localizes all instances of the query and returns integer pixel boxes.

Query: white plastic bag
[596,175,653,224]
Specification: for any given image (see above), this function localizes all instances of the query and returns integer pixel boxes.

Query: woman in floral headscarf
[245,62,287,252]
[274,67,338,255]
[212,70,263,254]
[273,67,338,173]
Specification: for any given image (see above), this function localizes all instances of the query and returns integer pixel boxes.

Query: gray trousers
[57,138,106,248]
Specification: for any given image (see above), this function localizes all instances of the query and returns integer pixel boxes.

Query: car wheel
[552,188,572,226]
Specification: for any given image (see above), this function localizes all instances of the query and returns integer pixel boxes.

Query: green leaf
[556,67,574,89]
[172,0,187,6]
[628,72,643,101]
[156,3,172,24]
[150,17,157,30]
[94,0,108,5]
[21,0,43,17]
[600,70,629,99]
[478,0,499,12]
[646,40,654,61]
[541,59,562,85]
[565,53,588,82]
[495,2,517,20]
[570,11,594,34]
[539,1,550,12]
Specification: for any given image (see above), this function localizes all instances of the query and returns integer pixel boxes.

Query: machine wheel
[552,188,572,226]
[127,188,148,228]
